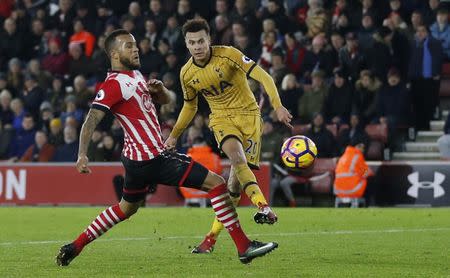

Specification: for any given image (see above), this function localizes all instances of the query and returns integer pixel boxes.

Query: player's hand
[76,155,91,174]
[164,136,177,151]
[147,79,164,94]
[275,106,293,129]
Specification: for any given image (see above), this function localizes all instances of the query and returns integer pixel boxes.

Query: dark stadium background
[1,0,450,207]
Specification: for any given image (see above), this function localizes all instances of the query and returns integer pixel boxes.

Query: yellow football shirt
[180,45,260,117]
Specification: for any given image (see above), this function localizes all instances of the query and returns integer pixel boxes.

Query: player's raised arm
[165,70,199,150]
[249,64,293,128]
[76,108,105,174]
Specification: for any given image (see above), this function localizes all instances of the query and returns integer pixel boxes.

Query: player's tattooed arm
[78,108,105,157]
[76,108,105,173]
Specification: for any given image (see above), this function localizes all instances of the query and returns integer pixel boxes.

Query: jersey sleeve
[227,47,257,78]
[91,79,122,111]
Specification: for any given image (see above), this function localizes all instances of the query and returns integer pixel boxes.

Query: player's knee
[228,153,246,165]
[227,178,241,194]
[202,171,225,190]
[119,200,141,217]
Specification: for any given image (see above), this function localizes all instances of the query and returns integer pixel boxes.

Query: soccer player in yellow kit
[165,18,292,253]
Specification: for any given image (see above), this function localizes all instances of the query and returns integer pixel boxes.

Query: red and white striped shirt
[92,70,164,161]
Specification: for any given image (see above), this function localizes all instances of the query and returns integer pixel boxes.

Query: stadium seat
[312,157,338,175]
[365,123,388,143]
[439,79,450,97]
[310,158,338,193]
[442,63,450,78]
[366,140,384,160]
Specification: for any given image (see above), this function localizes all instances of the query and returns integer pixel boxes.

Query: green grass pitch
[1,207,449,277]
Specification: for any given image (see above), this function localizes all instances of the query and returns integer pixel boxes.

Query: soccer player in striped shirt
[165,18,292,253]
[55,29,277,266]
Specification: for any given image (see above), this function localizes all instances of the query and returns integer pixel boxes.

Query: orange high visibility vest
[334,146,372,198]
[179,145,223,199]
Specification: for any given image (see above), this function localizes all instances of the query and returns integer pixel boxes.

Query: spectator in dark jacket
[367,27,394,81]
[0,18,24,70]
[0,89,14,127]
[8,114,36,161]
[145,0,169,32]
[0,119,14,160]
[358,14,376,51]
[280,74,303,119]
[138,37,164,76]
[300,35,333,79]
[230,0,260,41]
[339,32,367,83]
[323,68,353,124]
[352,70,382,125]
[50,0,76,43]
[26,18,47,60]
[68,42,94,81]
[422,0,440,26]
[378,68,412,151]
[408,25,443,130]
[337,113,369,155]
[377,68,411,127]
[305,113,337,158]
[260,0,290,34]
[52,125,79,162]
[20,73,44,119]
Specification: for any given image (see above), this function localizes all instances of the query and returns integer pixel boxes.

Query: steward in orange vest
[334,139,373,198]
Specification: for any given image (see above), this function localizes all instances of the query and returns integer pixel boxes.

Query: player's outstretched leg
[192,171,241,254]
[203,171,278,263]
[222,139,278,225]
[55,200,140,266]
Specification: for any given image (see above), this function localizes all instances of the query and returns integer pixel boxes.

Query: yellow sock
[207,217,223,240]
[207,192,241,240]
[234,163,268,207]
[244,184,268,208]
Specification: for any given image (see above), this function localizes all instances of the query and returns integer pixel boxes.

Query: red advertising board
[0,162,271,206]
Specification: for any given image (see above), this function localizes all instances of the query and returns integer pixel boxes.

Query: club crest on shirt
[95,90,105,101]
[141,93,152,112]
[242,55,252,63]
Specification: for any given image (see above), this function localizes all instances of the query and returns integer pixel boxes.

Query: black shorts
[120,151,209,202]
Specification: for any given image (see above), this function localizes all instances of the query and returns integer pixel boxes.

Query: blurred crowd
[0,0,449,164]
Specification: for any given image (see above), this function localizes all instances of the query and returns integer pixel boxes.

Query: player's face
[115,34,140,70]
[185,30,211,62]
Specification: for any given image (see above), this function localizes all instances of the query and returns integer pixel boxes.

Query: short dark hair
[23,112,34,121]
[104,29,131,58]
[182,18,210,37]
[437,8,449,15]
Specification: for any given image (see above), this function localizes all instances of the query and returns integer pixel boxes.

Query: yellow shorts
[209,114,263,169]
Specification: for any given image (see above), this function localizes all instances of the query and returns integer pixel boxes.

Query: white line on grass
[1,227,450,247]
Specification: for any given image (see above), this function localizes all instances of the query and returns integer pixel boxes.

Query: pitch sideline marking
[1,227,450,247]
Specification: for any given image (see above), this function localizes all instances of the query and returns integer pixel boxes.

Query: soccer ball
[280,135,318,170]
